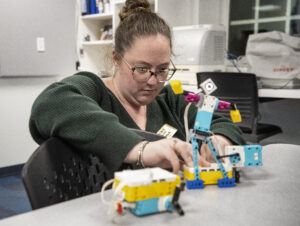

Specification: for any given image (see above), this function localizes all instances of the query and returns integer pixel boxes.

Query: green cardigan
[29,72,245,172]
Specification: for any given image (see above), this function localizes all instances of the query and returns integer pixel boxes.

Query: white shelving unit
[77,0,159,76]
[77,4,114,76]
[77,0,209,76]
[82,40,113,46]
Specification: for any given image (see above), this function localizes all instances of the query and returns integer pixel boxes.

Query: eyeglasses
[120,55,177,83]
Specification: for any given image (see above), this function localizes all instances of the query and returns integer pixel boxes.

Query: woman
[29,0,245,174]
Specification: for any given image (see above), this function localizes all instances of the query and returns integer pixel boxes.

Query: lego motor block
[112,168,184,216]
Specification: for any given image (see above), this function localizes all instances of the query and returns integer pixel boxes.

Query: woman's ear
[112,51,121,68]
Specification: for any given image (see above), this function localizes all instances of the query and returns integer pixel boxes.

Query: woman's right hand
[125,138,210,174]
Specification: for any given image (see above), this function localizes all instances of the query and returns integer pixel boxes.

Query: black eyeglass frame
[120,54,177,83]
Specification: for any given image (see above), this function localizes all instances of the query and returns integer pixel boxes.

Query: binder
[89,0,98,14]
[80,0,88,15]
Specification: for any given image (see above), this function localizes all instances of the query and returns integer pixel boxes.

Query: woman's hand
[125,138,210,174]
[200,135,232,163]
[143,138,192,173]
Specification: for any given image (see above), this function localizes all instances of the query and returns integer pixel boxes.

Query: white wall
[0,77,59,167]
[0,0,77,168]
[0,0,76,77]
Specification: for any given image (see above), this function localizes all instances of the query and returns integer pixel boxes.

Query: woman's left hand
[200,135,232,164]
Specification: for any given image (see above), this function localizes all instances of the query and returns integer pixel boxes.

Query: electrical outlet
[37,37,45,52]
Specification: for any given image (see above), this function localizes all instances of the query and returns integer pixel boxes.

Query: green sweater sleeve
[29,72,143,172]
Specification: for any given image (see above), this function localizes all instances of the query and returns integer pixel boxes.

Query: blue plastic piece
[164,197,173,211]
[206,137,228,179]
[243,145,263,167]
[217,178,235,188]
[131,198,159,216]
[193,110,213,132]
[191,137,200,180]
[131,197,173,216]
[229,152,241,164]
[186,179,204,189]
[214,99,219,110]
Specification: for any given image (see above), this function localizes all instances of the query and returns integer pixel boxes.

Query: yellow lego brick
[184,165,233,185]
[170,80,184,94]
[113,168,181,202]
[184,168,195,181]
[201,171,233,185]
[230,110,242,123]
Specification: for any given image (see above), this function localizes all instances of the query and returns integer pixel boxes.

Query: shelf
[82,13,113,21]
[115,0,126,4]
[115,0,155,5]
[82,40,113,46]
[78,0,158,75]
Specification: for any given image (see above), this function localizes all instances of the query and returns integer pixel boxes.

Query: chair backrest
[22,137,113,210]
[196,72,259,130]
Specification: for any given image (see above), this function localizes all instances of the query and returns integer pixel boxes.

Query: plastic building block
[114,168,180,202]
[225,145,262,167]
[186,179,204,189]
[229,152,241,164]
[110,168,184,216]
[230,109,242,123]
[170,80,184,94]
[199,78,217,94]
[184,164,233,185]
[217,178,235,188]
[206,137,229,179]
[218,100,231,110]
[185,93,200,103]
[190,137,200,181]
[131,196,173,216]
[243,145,262,167]
[193,95,218,132]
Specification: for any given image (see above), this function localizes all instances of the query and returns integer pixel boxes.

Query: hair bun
[119,0,151,21]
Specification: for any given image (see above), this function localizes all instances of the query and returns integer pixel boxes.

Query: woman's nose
[147,71,159,85]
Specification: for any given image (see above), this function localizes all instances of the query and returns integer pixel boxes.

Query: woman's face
[114,34,171,107]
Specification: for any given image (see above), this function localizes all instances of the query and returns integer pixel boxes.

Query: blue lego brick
[214,99,219,110]
[131,197,173,216]
[186,179,204,189]
[243,145,262,167]
[131,198,159,216]
[193,111,213,132]
[164,197,173,211]
[229,152,241,164]
[217,178,235,188]
[191,138,200,179]
[206,137,228,179]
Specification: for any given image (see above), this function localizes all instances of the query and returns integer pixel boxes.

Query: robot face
[205,82,214,91]
[200,78,217,95]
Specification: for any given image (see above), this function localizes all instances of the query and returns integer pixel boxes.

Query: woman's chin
[137,96,155,106]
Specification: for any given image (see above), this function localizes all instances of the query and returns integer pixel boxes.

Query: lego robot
[101,167,184,216]
[170,79,263,189]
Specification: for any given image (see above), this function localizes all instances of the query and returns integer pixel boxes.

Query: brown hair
[115,0,172,56]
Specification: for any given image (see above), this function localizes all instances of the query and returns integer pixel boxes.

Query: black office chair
[22,130,165,210]
[22,137,114,210]
[196,72,282,143]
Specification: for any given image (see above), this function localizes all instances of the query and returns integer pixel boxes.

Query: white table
[182,85,300,99]
[0,144,300,226]
[258,88,300,99]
